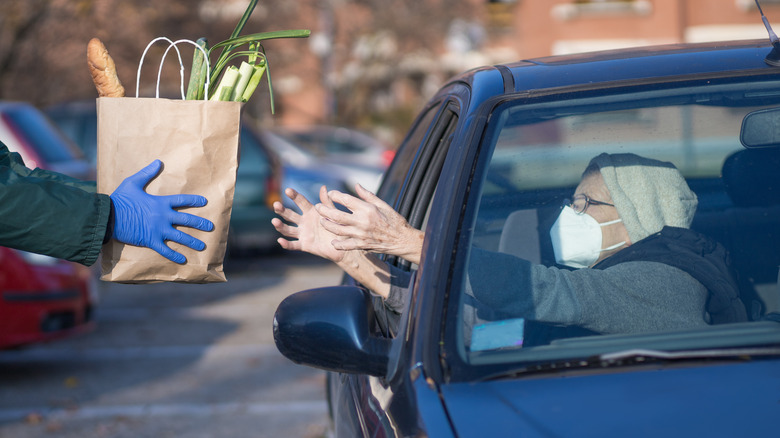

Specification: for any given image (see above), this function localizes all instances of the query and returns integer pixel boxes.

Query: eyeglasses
[563,194,615,215]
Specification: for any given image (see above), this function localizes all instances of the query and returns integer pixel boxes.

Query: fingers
[319,217,356,237]
[126,160,163,188]
[148,240,187,264]
[285,187,314,213]
[326,189,363,212]
[276,237,302,252]
[148,228,208,264]
[170,211,214,232]
[273,201,302,225]
[167,194,208,209]
[271,217,299,239]
[316,203,355,225]
[355,183,381,204]
[165,228,207,252]
[356,184,394,218]
[319,185,334,208]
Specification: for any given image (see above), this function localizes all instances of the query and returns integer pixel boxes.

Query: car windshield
[456,78,780,372]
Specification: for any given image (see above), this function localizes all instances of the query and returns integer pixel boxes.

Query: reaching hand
[109,160,214,264]
[272,186,346,263]
[317,183,424,265]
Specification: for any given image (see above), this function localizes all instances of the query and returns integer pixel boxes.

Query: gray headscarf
[588,153,698,243]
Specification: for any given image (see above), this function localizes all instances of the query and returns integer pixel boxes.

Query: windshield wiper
[599,347,780,364]
[481,346,780,381]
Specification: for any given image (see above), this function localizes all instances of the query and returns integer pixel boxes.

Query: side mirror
[273,286,391,376]
[741,107,780,148]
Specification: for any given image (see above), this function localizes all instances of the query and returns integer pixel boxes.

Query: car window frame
[372,90,467,385]
[338,95,462,345]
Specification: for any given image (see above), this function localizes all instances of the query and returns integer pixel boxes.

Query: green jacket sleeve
[0,141,110,266]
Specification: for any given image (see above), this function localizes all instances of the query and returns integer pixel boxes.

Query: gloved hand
[110,160,215,264]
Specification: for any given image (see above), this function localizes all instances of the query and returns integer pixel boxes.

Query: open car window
[456,79,780,370]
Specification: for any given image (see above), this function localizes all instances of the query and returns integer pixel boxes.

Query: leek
[185,37,209,100]
[230,61,256,101]
[210,65,240,101]
[240,62,267,103]
[183,0,310,108]
[206,29,310,100]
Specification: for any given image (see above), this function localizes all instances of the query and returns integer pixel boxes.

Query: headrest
[722,149,780,207]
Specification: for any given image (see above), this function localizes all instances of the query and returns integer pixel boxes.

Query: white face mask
[550,206,626,269]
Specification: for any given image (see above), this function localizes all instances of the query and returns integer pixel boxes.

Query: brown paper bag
[97,96,241,283]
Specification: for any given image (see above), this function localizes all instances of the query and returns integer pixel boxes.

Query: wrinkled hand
[110,160,214,264]
[316,184,424,265]
[272,186,346,263]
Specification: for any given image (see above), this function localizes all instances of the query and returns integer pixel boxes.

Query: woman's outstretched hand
[316,183,424,265]
[271,186,346,263]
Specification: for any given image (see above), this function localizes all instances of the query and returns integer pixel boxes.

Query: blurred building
[486,0,780,58]
[282,0,780,137]
[4,1,779,145]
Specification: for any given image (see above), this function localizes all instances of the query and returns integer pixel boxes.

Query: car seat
[498,209,542,264]
[718,148,780,319]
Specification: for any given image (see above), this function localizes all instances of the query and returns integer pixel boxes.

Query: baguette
[87,38,125,98]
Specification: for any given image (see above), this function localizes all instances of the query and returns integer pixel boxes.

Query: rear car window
[1,106,82,163]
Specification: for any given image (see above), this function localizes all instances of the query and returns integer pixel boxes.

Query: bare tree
[0,0,484,139]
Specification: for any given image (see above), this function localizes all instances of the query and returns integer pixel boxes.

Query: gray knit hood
[588,153,698,244]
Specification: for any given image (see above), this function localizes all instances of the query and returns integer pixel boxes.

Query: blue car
[274,39,780,436]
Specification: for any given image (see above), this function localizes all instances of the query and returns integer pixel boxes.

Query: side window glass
[396,107,459,272]
[377,103,441,206]
[371,102,459,338]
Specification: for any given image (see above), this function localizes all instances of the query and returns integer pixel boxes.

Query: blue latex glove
[110,160,215,264]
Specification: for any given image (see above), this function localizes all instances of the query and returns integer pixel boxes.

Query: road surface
[0,252,343,438]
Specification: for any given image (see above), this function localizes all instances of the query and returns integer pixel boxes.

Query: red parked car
[0,101,98,349]
[0,248,97,349]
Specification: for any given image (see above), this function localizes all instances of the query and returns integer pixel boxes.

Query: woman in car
[272,153,748,334]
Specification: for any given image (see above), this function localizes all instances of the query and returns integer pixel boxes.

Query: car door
[329,85,466,437]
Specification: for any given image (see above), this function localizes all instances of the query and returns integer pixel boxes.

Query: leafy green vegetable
[185,37,209,100]
[185,0,310,110]
[210,65,240,101]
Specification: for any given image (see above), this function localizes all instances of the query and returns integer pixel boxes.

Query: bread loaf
[87,38,125,98]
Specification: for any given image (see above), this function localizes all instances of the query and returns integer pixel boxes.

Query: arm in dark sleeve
[467,246,709,334]
[467,246,582,322]
[383,264,413,313]
[0,142,110,266]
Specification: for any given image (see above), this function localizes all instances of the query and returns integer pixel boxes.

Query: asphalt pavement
[0,251,343,438]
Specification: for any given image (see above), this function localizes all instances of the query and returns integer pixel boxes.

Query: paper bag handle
[136,37,211,100]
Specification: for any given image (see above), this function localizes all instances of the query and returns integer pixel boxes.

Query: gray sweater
[385,250,709,335]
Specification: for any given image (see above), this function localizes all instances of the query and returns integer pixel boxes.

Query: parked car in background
[0,248,97,349]
[45,101,283,254]
[274,39,780,436]
[261,130,385,211]
[272,125,395,169]
[0,101,93,180]
[0,101,97,349]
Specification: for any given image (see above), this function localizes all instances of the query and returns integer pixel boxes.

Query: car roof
[444,39,780,100]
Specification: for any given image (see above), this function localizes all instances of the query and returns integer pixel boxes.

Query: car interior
[459,85,780,356]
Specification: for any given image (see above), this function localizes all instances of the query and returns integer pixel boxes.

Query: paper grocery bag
[97,97,241,283]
